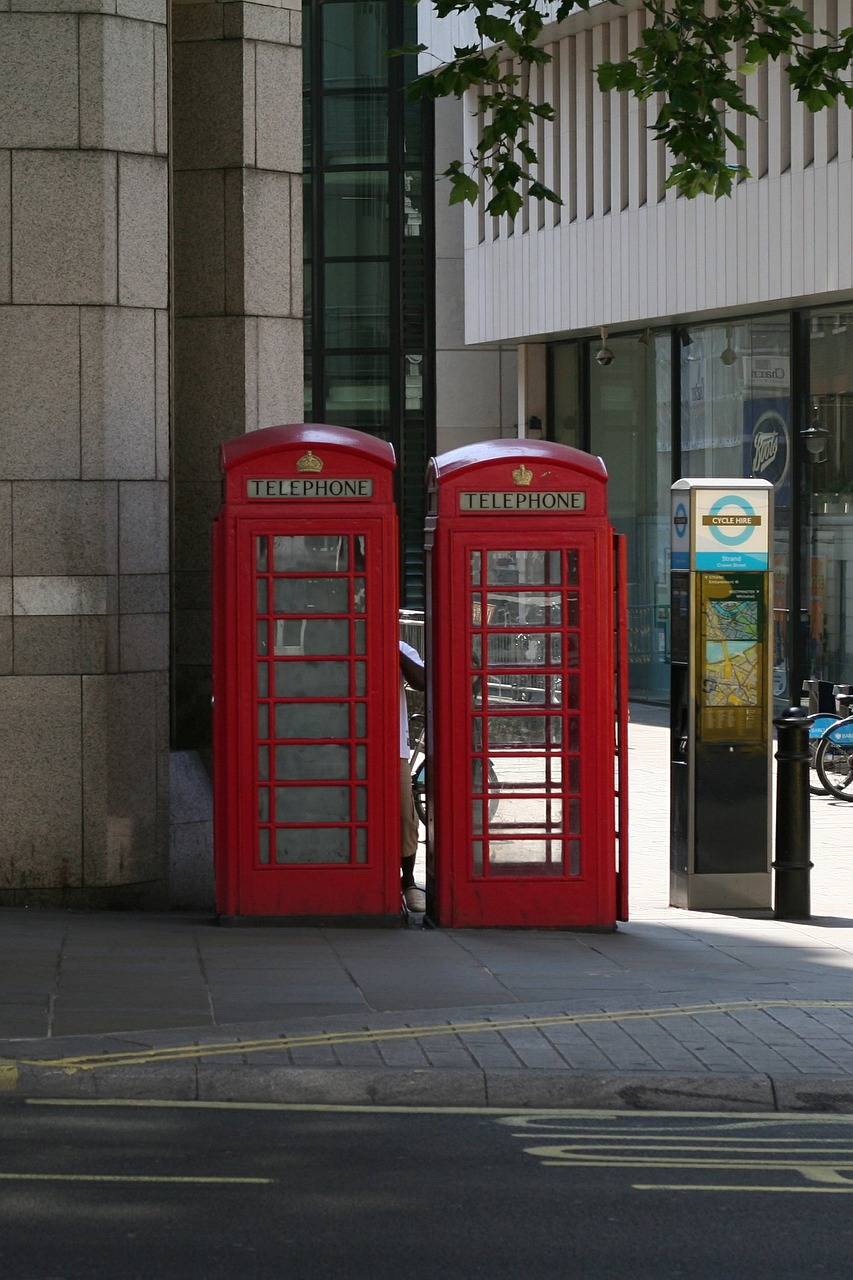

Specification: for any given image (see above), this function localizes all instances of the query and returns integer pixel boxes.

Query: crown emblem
[512,464,533,487]
[296,450,324,474]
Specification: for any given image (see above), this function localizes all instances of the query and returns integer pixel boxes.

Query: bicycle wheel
[412,759,427,826]
[487,760,501,820]
[809,713,839,795]
[815,732,853,800]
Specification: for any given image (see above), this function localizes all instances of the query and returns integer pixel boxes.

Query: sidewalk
[2,705,853,1112]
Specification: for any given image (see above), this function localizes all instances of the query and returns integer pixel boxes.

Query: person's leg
[400,758,419,888]
[400,758,425,911]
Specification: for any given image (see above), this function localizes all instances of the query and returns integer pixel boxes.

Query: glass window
[303,98,313,168]
[325,354,390,431]
[403,170,423,238]
[302,3,312,75]
[485,591,562,627]
[274,660,351,698]
[275,702,350,739]
[275,827,351,864]
[275,786,351,823]
[304,354,313,418]
[589,330,672,701]
[272,536,347,573]
[486,550,561,586]
[303,0,434,609]
[324,171,389,258]
[404,99,424,164]
[487,715,562,747]
[303,174,313,259]
[275,744,351,780]
[487,634,560,667]
[273,618,350,656]
[805,307,853,688]
[487,841,563,875]
[272,577,350,615]
[322,3,389,89]
[324,261,390,348]
[552,343,580,447]
[323,95,388,165]
[680,320,791,478]
[680,315,792,704]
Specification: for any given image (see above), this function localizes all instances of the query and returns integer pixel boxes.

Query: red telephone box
[425,440,629,929]
[212,424,401,922]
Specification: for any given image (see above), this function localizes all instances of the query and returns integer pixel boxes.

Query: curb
[4,1059,853,1113]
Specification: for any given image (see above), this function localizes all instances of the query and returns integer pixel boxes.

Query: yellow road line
[0,1062,19,1091]
[12,999,853,1074]
[32,1099,853,1121]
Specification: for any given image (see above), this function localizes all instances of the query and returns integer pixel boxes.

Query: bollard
[772,706,812,920]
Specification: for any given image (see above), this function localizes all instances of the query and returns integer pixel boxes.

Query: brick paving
[2,704,853,1109]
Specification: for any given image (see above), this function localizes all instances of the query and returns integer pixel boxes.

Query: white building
[424,0,853,704]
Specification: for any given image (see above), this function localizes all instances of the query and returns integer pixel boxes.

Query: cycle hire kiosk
[670,478,773,910]
[425,440,629,929]
[212,423,401,923]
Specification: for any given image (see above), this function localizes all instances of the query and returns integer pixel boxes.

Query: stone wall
[0,1,171,907]
[0,0,304,907]
[172,0,304,750]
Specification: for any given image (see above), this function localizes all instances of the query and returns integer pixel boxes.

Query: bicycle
[408,712,500,826]
[814,694,853,801]
[409,712,428,825]
[808,711,843,796]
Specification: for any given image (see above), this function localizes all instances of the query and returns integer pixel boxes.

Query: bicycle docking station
[670,479,774,911]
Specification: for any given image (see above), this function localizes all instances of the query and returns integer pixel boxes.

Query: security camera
[595,325,614,366]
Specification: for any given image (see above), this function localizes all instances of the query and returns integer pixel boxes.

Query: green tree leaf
[405,0,853,205]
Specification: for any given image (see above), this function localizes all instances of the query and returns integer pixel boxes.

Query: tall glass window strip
[587,331,673,702]
[303,0,435,605]
[805,307,853,691]
[680,316,792,707]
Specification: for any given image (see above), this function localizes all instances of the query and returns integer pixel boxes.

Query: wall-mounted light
[801,403,830,459]
[595,326,614,367]
[527,415,543,439]
[637,328,652,347]
[720,325,738,366]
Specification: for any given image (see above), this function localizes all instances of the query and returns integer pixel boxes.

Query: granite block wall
[172,0,303,749]
[0,1,169,906]
[1,0,304,906]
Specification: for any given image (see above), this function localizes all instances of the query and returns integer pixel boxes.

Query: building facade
[421,0,853,708]
[301,0,518,603]
[1,0,303,906]
[0,0,517,909]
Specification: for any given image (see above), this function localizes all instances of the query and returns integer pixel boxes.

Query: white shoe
[403,885,426,913]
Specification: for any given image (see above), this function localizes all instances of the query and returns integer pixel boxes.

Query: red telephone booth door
[213,425,400,922]
[427,443,623,929]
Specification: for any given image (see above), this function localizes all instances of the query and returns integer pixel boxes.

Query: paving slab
[1,707,853,1111]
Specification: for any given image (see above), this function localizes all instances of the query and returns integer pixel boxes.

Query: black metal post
[772,706,812,919]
